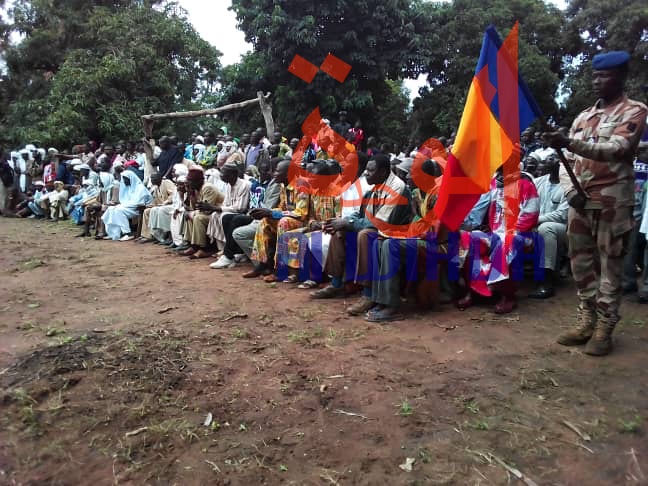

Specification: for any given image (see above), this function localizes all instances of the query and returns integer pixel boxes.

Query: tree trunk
[257,91,275,136]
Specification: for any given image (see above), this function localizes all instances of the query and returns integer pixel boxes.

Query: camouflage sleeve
[568,105,647,162]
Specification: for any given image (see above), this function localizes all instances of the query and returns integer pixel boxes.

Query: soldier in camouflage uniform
[543,51,647,356]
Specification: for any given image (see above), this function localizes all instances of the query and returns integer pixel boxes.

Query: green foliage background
[0,0,221,147]
[0,0,645,149]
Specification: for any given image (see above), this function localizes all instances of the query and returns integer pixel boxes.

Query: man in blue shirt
[55,159,75,185]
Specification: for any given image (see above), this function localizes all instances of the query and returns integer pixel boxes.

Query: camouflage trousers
[568,206,633,318]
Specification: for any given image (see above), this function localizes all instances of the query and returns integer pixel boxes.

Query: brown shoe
[584,312,617,356]
[346,296,376,316]
[243,267,269,278]
[180,247,197,257]
[189,249,213,259]
[311,285,344,299]
[557,302,596,346]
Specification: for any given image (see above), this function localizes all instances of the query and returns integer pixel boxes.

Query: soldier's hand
[567,193,586,210]
[542,131,570,150]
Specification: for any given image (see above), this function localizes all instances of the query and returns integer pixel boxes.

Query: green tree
[410,0,566,138]
[373,79,411,148]
[227,0,432,142]
[215,52,272,135]
[560,0,648,122]
[1,0,221,146]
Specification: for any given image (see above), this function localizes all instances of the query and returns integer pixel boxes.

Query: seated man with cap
[15,181,48,218]
[47,181,70,222]
[78,160,119,238]
[147,164,188,246]
[69,163,99,224]
[231,160,301,276]
[180,167,225,258]
[206,160,251,257]
[395,157,413,184]
[223,158,284,268]
[28,181,49,218]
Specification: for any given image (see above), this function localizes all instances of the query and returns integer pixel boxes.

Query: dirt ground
[0,217,647,486]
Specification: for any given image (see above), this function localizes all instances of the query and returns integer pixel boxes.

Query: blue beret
[592,51,630,70]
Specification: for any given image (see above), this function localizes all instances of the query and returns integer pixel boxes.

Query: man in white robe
[206,161,251,251]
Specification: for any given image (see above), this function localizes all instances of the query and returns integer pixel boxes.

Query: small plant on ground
[464,398,480,414]
[399,399,414,417]
[232,328,248,339]
[619,416,641,434]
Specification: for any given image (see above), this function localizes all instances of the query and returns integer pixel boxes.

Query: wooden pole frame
[141,91,274,136]
[141,91,275,179]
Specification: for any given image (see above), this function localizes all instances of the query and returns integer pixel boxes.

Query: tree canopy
[410,0,566,138]
[559,0,648,122]
[227,0,431,143]
[0,0,644,148]
[0,0,221,146]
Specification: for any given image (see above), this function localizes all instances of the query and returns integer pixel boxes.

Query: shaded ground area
[1,217,647,485]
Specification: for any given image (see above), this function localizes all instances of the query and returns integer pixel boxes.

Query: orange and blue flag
[435,22,542,231]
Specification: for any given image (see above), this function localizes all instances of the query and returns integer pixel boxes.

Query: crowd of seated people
[1,117,647,322]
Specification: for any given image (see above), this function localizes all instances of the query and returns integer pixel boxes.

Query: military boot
[556,302,596,346]
[584,312,618,356]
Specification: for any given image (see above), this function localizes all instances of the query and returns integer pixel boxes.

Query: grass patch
[45,327,66,337]
[19,405,40,434]
[399,399,414,417]
[287,327,324,345]
[232,328,249,339]
[471,420,490,431]
[21,258,46,271]
[461,398,480,414]
[618,416,641,434]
